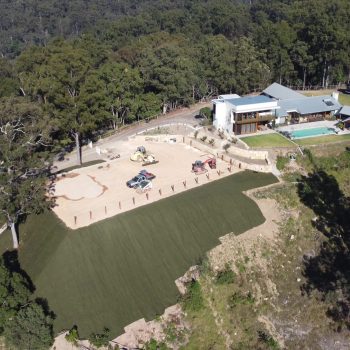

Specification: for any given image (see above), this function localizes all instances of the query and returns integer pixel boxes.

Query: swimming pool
[290,127,336,139]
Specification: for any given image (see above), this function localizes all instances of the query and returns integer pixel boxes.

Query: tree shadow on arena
[297,170,350,331]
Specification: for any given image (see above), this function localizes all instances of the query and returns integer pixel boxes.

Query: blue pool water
[290,127,336,139]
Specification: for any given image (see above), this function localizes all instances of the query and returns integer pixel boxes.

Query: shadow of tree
[297,170,350,330]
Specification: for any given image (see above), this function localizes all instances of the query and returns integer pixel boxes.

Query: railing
[235,115,274,124]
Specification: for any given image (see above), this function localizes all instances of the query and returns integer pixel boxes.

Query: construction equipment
[191,160,208,175]
[191,157,216,175]
[130,146,158,165]
[203,157,216,169]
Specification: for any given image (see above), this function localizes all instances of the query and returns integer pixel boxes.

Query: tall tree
[0,97,52,249]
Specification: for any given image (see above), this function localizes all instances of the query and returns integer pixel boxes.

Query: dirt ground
[53,135,241,229]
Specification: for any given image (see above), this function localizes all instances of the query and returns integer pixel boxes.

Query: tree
[0,254,54,349]
[88,328,110,348]
[0,97,52,249]
[4,302,54,350]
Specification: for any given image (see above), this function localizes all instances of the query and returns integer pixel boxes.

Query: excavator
[191,157,216,174]
[130,146,159,166]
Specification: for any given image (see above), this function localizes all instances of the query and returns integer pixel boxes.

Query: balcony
[234,113,274,125]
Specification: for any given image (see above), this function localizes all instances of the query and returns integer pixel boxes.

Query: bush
[276,156,289,171]
[257,330,280,349]
[88,328,110,348]
[180,280,204,312]
[145,338,168,350]
[223,143,231,152]
[200,136,207,142]
[227,291,255,308]
[199,107,212,120]
[208,138,215,146]
[65,326,79,345]
[215,264,235,285]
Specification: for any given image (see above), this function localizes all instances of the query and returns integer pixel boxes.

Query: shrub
[276,156,289,171]
[199,107,212,120]
[88,328,110,348]
[208,138,215,146]
[180,280,204,312]
[257,330,280,349]
[200,136,207,142]
[215,264,235,285]
[145,338,168,350]
[228,291,255,308]
[223,143,231,152]
[218,130,225,139]
[65,326,79,345]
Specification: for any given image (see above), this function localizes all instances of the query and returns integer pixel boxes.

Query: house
[337,106,350,129]
[212,95,279,135]
[212,83,342,135]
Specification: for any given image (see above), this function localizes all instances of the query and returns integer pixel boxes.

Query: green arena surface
[0,171,277,338]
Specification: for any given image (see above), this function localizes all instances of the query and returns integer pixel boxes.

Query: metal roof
[263,82,306,100]
[276,95,342,117]
[226,95,273,106]
[218,94,240,99]
[339,105,350,116]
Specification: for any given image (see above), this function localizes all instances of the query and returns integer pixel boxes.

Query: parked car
[126,174,147,188]
[134,180,153,193]
[139,169,156,180]
[126,170,156,188]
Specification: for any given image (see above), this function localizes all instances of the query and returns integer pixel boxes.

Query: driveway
[53,102,211,172]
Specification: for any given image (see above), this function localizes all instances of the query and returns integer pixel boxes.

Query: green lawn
[339,93,350,106]
[295,134,350,146]
[241,133,295,148]
[0,172,277,339]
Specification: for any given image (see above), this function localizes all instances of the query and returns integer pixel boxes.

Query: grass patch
[339,93,350,106]
[0,171,277,338]
[295,134,350,146]
[276,155,289,171]
[241,133,295,148]
[181,280,204,312]
[55,159,106,174]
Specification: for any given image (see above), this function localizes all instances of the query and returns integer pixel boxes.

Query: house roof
[338,105,350,117]
[226,95,273,106]
[218,94,240,100]
[276,95,342,117]
[263,82,306,100]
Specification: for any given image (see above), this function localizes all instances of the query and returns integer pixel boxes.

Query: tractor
[130,146,158,165]
[191,157,216,175]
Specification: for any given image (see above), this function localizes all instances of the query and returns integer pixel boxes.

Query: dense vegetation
[0,0,349,164]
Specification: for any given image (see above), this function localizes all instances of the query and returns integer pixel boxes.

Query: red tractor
[191,157,216,175]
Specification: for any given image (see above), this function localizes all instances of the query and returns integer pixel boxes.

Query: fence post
[89,211,92,220]
[146,193,149,200]
[230,158,233,165]
[171,185,174,192]
[221,154,224,161]
[159,189,162,196]
[206,173,209,180]
[105,206,107,215]
[228,166,232,173]
[195,177,198,184]
[183,181,186,188]
[239,163,241,169]
[217,170,221,176]
[119,201,121,209]
[74,216,77,225]
[132,197,135,205]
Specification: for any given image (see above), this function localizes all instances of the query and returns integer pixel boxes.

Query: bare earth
[52,136,241,229]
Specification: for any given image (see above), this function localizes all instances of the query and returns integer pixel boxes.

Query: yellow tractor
[130,146,158,165]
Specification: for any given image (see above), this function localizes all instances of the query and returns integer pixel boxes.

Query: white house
[212,94,279,135]
[212,83,342,135]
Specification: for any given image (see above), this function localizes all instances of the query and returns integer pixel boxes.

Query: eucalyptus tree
[0,97,52,249]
